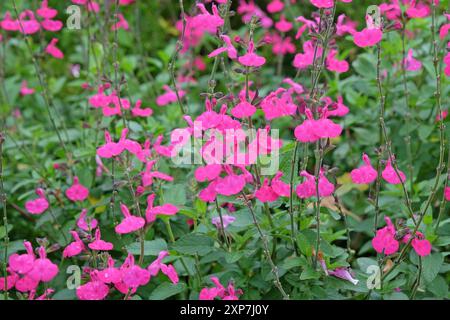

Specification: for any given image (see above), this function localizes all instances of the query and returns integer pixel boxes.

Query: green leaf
[148,282,186,300]
[300,266,321,280]
[422,253,444,283]
[126,239,168,256]
[297,233,313,257]
[172,234,214,256]
[428,275,448,298]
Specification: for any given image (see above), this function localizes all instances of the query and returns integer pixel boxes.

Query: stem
[289,141,300,255]
[410,256,422,300]
[241,192,289,300]
[215,198,231,250]
[0,133,8,300]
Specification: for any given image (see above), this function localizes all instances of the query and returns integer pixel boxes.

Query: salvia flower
[238,41,266,67]
[63,231,85,258]
[382,157,406,184]
[328,268,359,285]
[372,217,399,255]
[350,153,378,184]
[353,15,383,48]
[115,203,146,234]
[88,229,114,251]
[25,188,49,215]
[66,176,89,202]
[27,246,59,283]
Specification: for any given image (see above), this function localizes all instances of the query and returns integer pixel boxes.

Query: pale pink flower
[25,188,49,215]
[328,268,359,285]
[66,176,89,202]
[212,215,236,229]
[350,153,378,184]
[115,203,146,234]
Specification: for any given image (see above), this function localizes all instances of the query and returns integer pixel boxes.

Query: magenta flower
[310,0,334,8]
[326,49,349,73]
[382,157,406,184]
[231,94,256,119]
[115,203,146,234]
[350,153,378,184]
[271,171,291,197]
[156,85,186,106]
[147,251,179,284]
[77,209,98,231]
[294,108,342,143]
[275,15,293,33]
[131,99,153,117]
[88,229,114,251]
[261,88,297,120]
[141,160,174,187]
[15,274,39,292]
[293,40,322,69]
[412,237,432,257]
[238,41,266,67]
[121,254,150,289]
[41,19,63,32]
[0,12,20,31]
[63,231,85,258]
[296,170,335,199]
[195,164,222,182]
[353,15,383,48]
[37,0,58,19]
[76,271,109,300]
[145,194,179,223]
[25,188,49,215]
[255,178,280,203]
[27,246,59,283]
[0,269,18,291]
[97,256,122,284]
[267,0,284,13]
[215,166,246,196]
[9,241,35,274]
[20,81,35,96]
[97,130,125,158]
[208,35,238,60]
[372,217,399,255]
[66,176,89,202]
[445,186,450,201]
[45,38,64,59]
[199,276,242,300]
[17,10,40,35]
[403,49,422,71]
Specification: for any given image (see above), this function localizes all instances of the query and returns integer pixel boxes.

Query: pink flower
[111,13,129,31]
[294,108,342,143]
[145,194,179,223]
[255,178,279,202]
[88,229,114,251]
[115,203,146,234]
[328,268,359,285]
[261,88,297,120]
[63,231,85,258]
[293,40,322,69]
[194,3,224,33]
[45,38,64,59]
[9,241,35,274]
[147,251,179,284]
[353,15,382,48]
[18,10,40,35]
[406,1,430,19]
[326,49,349,73]
[97,130,125,158]
[411,233,432,257]
[141,160,174,187]
[238,41,266,67]
[195,164,222,182]
[267,0,284,13]
[271,171,291,197]
[372,217,399,255]
[37,1,58,19]
[275,15,293,33]
[131,99,153,117]
[76,271,109,300]
[41,19,63,32]
[15,274,38,292]
[0,269,18,291]
[350,153,378,184]
[27,246,59,283]
[89,84,112,108]
[336,14,357,36]
[97,256,122,284]
[212,215,236,229]
[208,35,238,60]
[156,85,186,106]
[310,0,334,8]
[25,188,49,215]
[199,276,242,300]
[66,176,89,202]
[404,49,422,71]
[445,186,450,201]
[271,35,296,56]
[20,81,35,96]
[121,254,150,288]
[231,93,256,118]
[77,209,98,231]
[0,12,20,31]
[296,170,335,198]
[325,96,349,117]
[215,167,246,196]
[382,157,406,184]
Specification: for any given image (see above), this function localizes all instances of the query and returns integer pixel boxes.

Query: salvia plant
[0,0,449,301]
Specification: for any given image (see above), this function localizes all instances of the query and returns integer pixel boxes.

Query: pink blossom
[255,178,279,202]
[15,274,39,292]
[271,171,291,197]
[231,93,256,119]
[267,0,284,13]
[76,272,109,300]
[411,236,432,257]
[326,49,349,73]
[145,194,179,223]
[27,246,59,283]
[215,167,246,196]
[296,170,335,198]
[275,15,293,33]
[328,268,359,285]
[406,1,430,18]
[156,85,186,106]
[325,96,349,117]
[294,108,342,143]
[97,130,125,158]
[8,241,35,274]
[88,229,114,251]
[77,209,98,231]
[261,88,297,120]
[97,256,122,284]
[1,12,20,31]
[37,1,58,19]
[350,153,378,184]
[293,40,322,69]
[194,3,224,33]
[18,10,40,35]
[141,160,174,187]
[0,269,18,291]
[336,14,357,36]
[404,49,422,71]
[45,38,64,59]
[25,188,49,215]
[208,35,238,60]
[20,81,35,96]
[89,84,112,108]
[353,15,383,48]
[195,164,222,182]
[382,157,406,184]
[238,41,266,67]
[445,186,450,201]
[212,215,236,229]
[310,0,334,8]
[272,34,296,56]
[131,99,153,117]
[66,176,89,202]
[111,13,129,31]
[115,203,146,234]
[63,231,85,258]
[120,254,150,289]
[199,276,242,300]
[372,217,399,255]
[41,19,63,32]
[148,251,179,284]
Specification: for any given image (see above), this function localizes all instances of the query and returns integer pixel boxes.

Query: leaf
[297,233,313,257]
[422,253,443,283]
[126,239,168,256]
[428,276,448,298]
[148,282,186,300]
[172,234,214,256]
[300,266,321,280]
